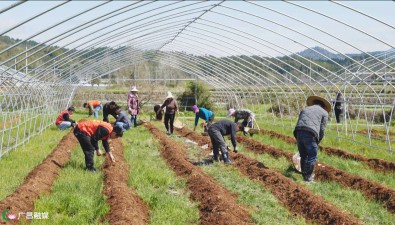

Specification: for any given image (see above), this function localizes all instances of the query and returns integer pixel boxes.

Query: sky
[0,1,394,57]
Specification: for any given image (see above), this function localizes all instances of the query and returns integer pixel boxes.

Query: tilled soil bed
[145,123,253,225]
[176,127,361,225]
[237,135,395,215]
[102,138,149,225]
[0,131,78,225]
[260,129,395,172]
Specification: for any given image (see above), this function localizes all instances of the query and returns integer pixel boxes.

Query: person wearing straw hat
[227,108,255,136]
[293,95,331,182]
[157,91,179,135]
[127,86,140,127]
[192,105,214,132]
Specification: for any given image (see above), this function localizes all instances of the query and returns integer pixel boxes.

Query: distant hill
[295,46,346,61]
[295,46,395,61]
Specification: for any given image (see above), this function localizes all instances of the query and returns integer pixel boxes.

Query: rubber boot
[221,150,232,164]
[212,151,220,163]
[303,163,315,182]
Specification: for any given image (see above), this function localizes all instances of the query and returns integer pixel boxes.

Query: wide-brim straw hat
[166,91,174,99]
[306,95,332,113]
[130,86,139,92]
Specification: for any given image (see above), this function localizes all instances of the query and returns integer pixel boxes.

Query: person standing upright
[294,95,330,182]
[127,86,139,127]
[334,92,343,124]
[157,91,178,135]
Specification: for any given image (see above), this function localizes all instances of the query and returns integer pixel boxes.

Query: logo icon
[2,210,16,222]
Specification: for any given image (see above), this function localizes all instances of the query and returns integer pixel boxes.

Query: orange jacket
[55,110,70,125]
[88,100,101,108]
[77,120,113,140]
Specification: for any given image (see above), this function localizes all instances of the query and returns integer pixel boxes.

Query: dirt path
[260,129,395,172]
[237,135,395,215]
[102,138,149,225]
[0,131,78,225]
[145,123,253,225]
[175,127,361,225]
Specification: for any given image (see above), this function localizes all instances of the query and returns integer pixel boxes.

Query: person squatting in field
[73,120,123,172]
[83,100,102,119]
[154,104,164,121]
[114,106,132,132]
[157,91,179,135]
[55,106,76,130]
[294,95,330,182]
[127,86,139,127]
[227,108,255,136]
[192,105,215,133]
[102,101,118,122]
[208,119,244,164]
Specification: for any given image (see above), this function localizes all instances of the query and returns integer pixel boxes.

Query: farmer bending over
[208,120,244,164]
[83,100,102,119]
[227,108,255,136]
[192,105,214,132]
[73,120,123,172]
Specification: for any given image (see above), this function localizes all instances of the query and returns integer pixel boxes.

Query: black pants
[164,113,175,134]
[73,127,95,170]
[208,128,227,160]
[335,108,342,123]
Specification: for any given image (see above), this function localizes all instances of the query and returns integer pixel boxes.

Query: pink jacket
[127,93,139,115]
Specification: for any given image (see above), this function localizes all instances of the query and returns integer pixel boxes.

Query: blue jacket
[116,110,132,127]
[194,107,213,126]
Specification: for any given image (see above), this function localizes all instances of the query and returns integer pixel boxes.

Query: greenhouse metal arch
[1,1,395,157]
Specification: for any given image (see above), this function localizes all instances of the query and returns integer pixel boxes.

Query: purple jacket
[127,93,139,115]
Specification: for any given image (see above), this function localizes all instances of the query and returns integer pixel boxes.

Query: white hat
[227,108,236,117]
[130,86,138,92]
[166,91,174,99]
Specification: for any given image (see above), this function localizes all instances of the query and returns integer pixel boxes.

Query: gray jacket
[293,105,328,143]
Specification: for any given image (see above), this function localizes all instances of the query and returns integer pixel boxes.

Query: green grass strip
[237,142,395,224]
[253,132,395,190]
[175,136,308,225]
[123,125,200,225]
[30,145,109,225]
[0,126,67,201]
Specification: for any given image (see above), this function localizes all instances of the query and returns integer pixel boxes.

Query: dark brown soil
[102,138,149,225]
[145,123,253,225]
[260,129,395,172]
[357,129,395,141]
[237,135,395,215]
[178,127,361,225]
[0,131,78,225]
